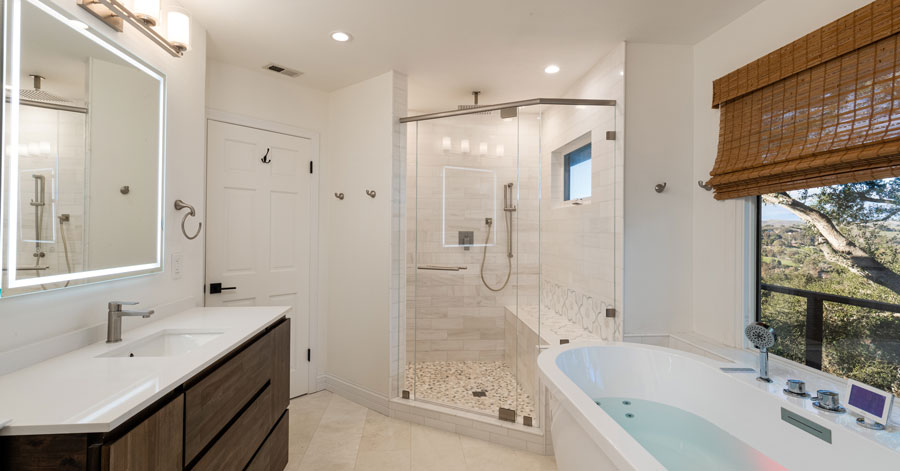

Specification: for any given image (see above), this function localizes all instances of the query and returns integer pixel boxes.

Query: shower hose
[480,217,512,292]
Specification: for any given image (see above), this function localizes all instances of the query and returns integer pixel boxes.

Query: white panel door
[206,120,311,397]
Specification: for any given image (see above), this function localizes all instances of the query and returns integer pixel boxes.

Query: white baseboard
[323,374,391,416]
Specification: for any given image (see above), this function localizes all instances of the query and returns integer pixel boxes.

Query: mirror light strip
[9,263,161,288]
[6,0,24,286]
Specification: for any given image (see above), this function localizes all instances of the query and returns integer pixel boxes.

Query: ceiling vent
[263,63,303,78]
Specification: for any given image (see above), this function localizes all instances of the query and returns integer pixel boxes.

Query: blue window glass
[564,143,591,201]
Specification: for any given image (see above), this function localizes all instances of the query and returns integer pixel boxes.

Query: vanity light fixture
[441,136,452,152]
[331,31,352,42]
[166,9,191,52]
[76,0,189,57]
[131,0,159,26]
[479,142,488,155]
[460,139,470,154]
[544,64,560,74]
[496,144,505,157]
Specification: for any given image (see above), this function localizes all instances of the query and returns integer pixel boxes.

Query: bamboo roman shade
[708,0,900,200]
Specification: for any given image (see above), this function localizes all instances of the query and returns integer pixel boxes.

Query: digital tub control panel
[845,379,894,430]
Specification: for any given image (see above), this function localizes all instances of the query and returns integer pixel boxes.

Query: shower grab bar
[417,265,467,271]
[3,266,49,271]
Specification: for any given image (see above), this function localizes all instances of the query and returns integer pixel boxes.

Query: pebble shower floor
[404,361,537,421]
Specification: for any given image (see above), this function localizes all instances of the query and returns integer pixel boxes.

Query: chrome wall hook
[698,180,713,191]
[366,189,376,198]
[654,182,667,193]
[334,192,345,200]
[174,199,202,240]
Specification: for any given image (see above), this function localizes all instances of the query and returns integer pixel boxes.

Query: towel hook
[261,148,271,164]
[366,189,376,198]
[334,192,345,200]
[654,182,667,193]
[174,199,202,240]
[698,180,713,191]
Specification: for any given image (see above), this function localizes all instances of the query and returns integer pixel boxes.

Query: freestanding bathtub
[538,342,900,470]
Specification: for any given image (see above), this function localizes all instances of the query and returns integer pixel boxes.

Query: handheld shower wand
[480,182,516,291]
[745,322,777,383]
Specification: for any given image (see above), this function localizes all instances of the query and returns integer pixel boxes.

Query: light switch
[172,252,184,279]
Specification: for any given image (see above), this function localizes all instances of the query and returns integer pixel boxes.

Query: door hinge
[307,348,311,362]
[309,161,313,174]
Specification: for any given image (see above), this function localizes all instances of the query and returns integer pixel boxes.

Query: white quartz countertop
[0,306,288,436]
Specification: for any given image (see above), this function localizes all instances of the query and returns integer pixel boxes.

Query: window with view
[563,143,591,201]
[758,178,900,396]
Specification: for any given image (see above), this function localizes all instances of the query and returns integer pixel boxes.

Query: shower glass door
[407,107,537,424]
[405,101,617,429]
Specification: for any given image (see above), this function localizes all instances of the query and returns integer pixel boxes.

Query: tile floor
[403,361,537,419]
[287,390,557,471]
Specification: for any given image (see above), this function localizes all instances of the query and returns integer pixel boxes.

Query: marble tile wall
[405,113,541,364]
[390,72,408,399]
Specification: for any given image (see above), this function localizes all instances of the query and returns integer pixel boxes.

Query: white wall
[0,0,207,373]
[691,0,870,346]
[87,59,159,270]
[205,60,327,132]
[325,71,405,397]
[623,43,693,336]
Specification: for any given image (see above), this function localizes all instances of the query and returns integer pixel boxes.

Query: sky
[761,203,800,221]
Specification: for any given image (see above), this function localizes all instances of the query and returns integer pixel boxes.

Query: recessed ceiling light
[544,64,560,74]
[331,31,352,42]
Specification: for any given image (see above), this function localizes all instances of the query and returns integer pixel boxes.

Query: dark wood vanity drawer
[270,318,291,422]
[105,394,183,471]
[192,386,274,471]
[184,330,274,463]
[246,410,288,471]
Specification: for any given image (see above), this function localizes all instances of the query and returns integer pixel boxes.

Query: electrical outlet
[171,253,184,279]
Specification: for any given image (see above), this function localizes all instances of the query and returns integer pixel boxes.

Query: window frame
[563,143,591,202]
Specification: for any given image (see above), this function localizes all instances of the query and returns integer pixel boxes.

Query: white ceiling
[181,0,764,112]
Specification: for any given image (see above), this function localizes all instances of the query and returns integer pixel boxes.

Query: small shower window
[564,143,591,201]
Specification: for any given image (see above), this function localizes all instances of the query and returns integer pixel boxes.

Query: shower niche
[404,100,618,429]
[1,0,165,296]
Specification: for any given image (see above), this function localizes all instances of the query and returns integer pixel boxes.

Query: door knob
[209,282,236,294]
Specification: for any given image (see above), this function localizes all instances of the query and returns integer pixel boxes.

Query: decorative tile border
[540,278,620,341]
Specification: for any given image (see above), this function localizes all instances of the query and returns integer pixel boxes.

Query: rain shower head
[15,75,87,113]
[21,75,72,105]
[457,91,492,116]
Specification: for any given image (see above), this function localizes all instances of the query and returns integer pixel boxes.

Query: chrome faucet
[107,301,154,343]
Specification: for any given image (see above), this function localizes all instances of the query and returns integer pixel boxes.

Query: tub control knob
[784,379,809,397]
[812,390,846,413]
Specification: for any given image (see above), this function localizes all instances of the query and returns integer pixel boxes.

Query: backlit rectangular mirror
[1,0,165,297]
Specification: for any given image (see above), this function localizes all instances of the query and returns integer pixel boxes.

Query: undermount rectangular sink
[97,329,224,358]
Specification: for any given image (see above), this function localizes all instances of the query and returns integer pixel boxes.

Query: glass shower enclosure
[402,99,617,428]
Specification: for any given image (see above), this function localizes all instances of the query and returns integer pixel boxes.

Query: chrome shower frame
[400,98,616,123]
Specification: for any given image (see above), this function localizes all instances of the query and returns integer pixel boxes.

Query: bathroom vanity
[0,306,290,471]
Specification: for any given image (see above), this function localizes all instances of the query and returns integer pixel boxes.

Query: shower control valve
[485,218,492,225]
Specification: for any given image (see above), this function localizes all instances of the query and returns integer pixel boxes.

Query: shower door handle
[209,282,236,294]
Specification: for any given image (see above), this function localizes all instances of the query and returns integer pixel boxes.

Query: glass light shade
[496,144,505,157]
[132,0,160,26]
[479,142,488,155]
[460,139,470,154]
[167,10,191,51]
[441,136,452,152]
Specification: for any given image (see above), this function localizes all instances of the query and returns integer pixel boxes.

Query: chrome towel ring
[174,199,202,240]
